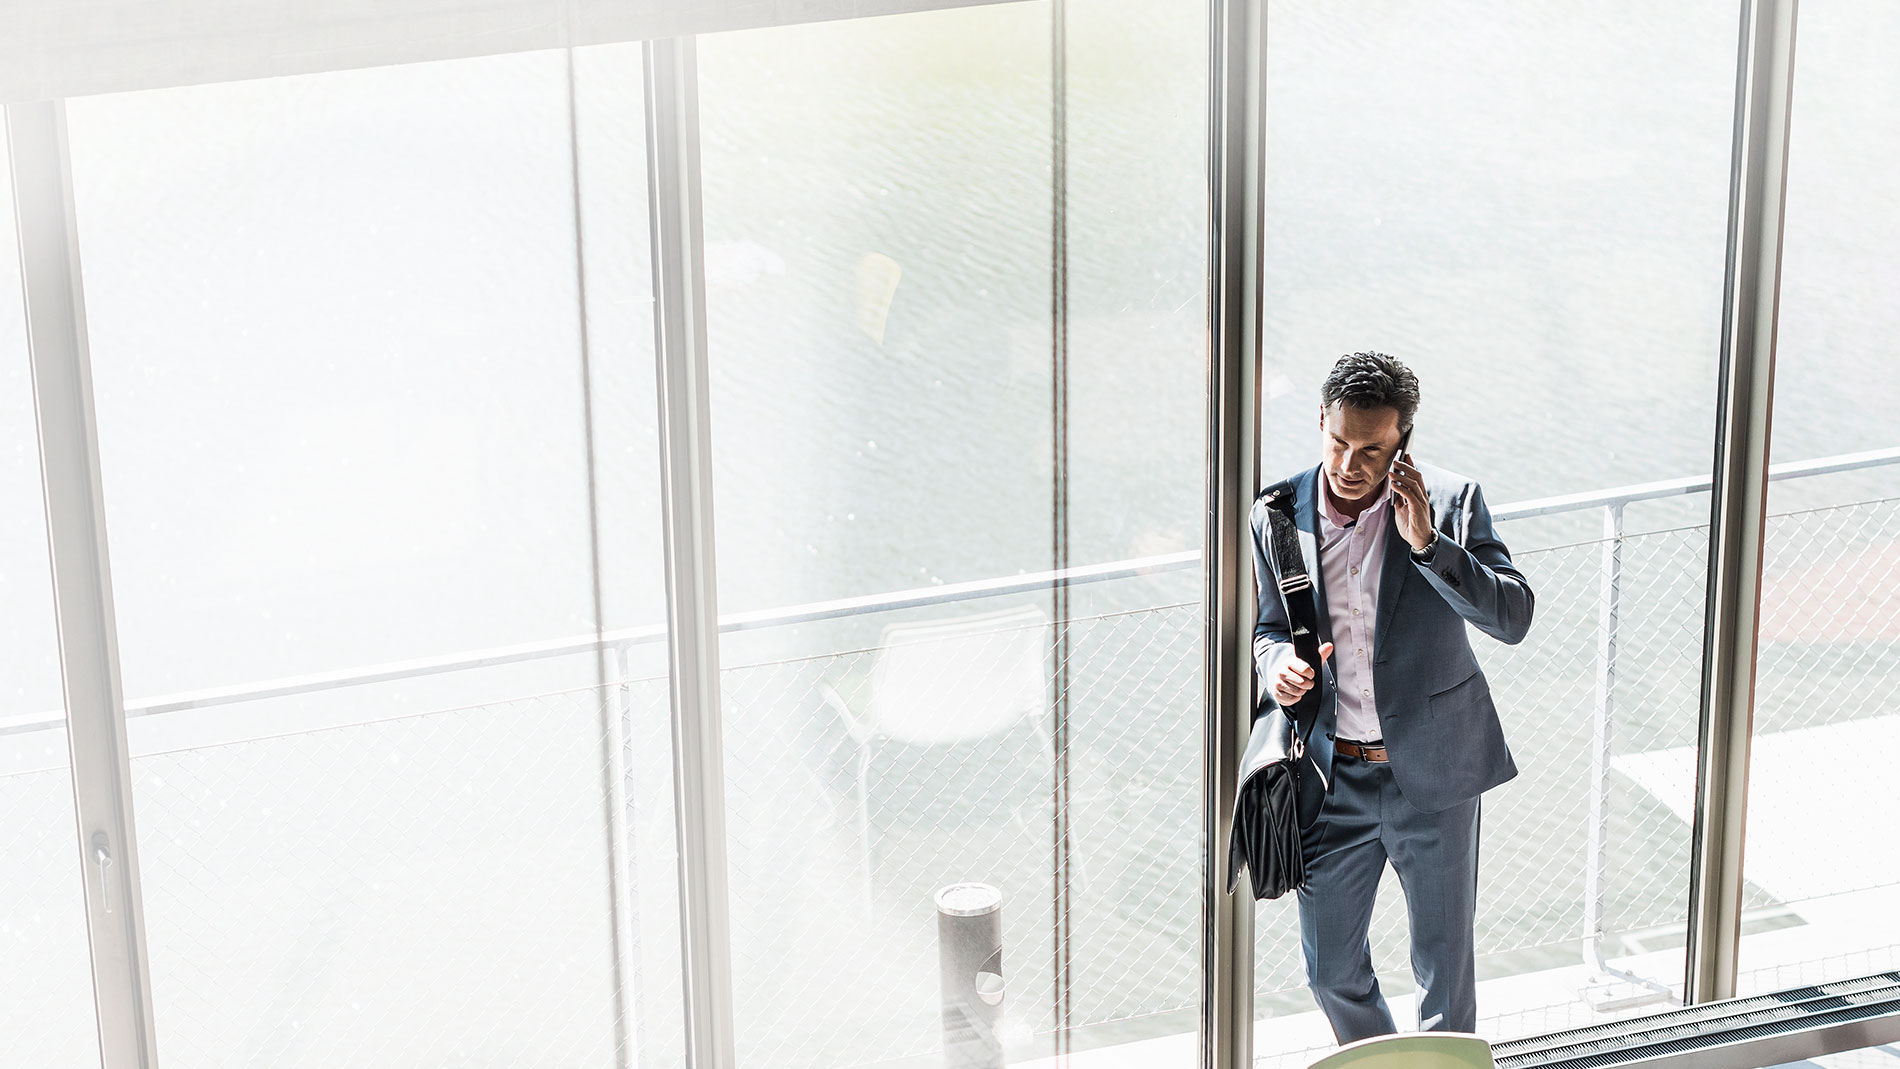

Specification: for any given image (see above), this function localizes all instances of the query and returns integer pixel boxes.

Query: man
[1250,351,1533,1041]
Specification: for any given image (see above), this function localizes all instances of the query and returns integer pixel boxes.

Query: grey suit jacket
[1249,463,1534,814]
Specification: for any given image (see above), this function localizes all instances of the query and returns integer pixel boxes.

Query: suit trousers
[1295,749,1481,1043]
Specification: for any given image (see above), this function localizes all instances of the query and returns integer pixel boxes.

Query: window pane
[1255,2,1737,1059]
[701,11,1054,1065]
[1737,0,1900,996]
[1064,0,1209,1041]
[0,145,104,1069]
[65,47,675,1068]
[699,1,1208,1063]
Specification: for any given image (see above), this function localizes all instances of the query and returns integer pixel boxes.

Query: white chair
[1306,1033,1495,1069]
[821,605,1051,907]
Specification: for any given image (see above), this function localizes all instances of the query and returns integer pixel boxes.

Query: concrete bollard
[935,882,1005,1068]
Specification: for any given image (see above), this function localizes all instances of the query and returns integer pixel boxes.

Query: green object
[1305,1033,1496,1069]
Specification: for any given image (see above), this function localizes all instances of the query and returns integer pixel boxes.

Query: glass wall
[55,47,674,1068]
[697,0,1207,1064]
[1253,1,1739,1060]
[1734,0,1900,997]
[0,148,104,1069]
[12,3,1900,1067]
[10,7,1213,1061]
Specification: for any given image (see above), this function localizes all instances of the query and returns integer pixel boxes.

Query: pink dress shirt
[1320,484,1391,743]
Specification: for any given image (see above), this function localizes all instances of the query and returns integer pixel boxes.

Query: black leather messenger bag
[1227,479,1328,901]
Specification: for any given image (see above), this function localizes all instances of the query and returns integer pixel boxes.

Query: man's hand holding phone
[1390,451,1436,553]
[1272,641,1334,707]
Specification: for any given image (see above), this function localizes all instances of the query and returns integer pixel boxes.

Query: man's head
[1317,351,1420,506]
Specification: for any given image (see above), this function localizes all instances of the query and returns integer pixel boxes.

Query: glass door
[0,147,106,1069]
[53,48,676,1068]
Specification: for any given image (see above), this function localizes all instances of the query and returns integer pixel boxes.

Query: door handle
[92,831,113,915]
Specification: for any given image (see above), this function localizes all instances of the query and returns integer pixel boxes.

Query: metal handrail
[1492,445,1900,520]
[0,550,1201,736]
[2,445,1894,739]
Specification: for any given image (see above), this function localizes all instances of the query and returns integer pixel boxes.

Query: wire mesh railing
[1251,522,1714,1027]
[134,688,631,1069]
[1253,486,1900,1065]
[2,450,1896,1069]
[715,599,1205,1067]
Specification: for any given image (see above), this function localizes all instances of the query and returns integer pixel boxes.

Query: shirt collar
[1321,479,1390,532]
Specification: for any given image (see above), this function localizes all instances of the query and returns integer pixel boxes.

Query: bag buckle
[1278,573,1312,597]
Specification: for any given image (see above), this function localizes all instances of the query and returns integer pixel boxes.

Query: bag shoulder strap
[1258,479,1323,751]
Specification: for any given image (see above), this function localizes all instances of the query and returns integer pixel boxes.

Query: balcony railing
[4,444,1896,1069]
[6,445,1892,737]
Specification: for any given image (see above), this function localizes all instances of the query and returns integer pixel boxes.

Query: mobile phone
[1391,426,1413,474]
[1388,426,1413,505]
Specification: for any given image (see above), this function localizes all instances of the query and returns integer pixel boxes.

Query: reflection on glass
[0,153,104,1069]
[700,0,1207,1064]
[701,10,1056,1064]
[1062,0,1209,1036]
[1736,0,1900,997]
[64,48,672,1067]
[1255,1,1737,1057]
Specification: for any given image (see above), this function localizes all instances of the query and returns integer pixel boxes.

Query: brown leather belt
[1335,739,1389,763]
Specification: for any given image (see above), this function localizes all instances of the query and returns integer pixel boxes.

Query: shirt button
[1350,567,1359,575]
[1362,689,1371,697]
[1353,608,1361,615]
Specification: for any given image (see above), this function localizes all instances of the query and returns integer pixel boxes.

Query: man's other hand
[1272,641,1335,707]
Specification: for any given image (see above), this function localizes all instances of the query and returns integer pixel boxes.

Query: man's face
[1319,402,1404,504]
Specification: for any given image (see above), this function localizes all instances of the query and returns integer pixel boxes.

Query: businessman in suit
[1251,351,1534,1041]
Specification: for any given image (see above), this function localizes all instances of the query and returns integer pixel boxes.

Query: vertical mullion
[1203,0,1265,1064]
[643,36,738,1069]
[1049,0,1074,1050]
[1687,0,1799,1006]
[6,100,161,1069]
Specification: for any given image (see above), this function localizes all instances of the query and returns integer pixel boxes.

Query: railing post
[603,641,645,1066]
[1584,503,1621,971]
[1580,504,1671,1008]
